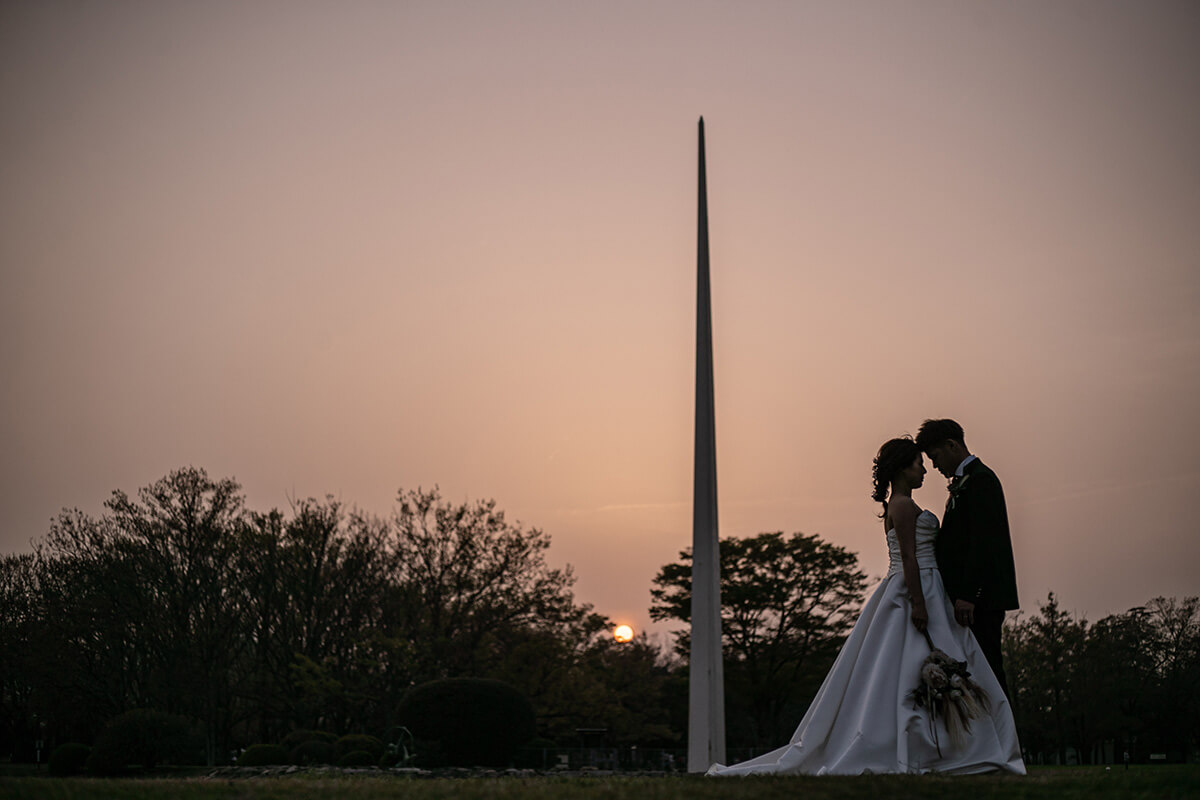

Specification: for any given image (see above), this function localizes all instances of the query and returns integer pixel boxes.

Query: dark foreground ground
[1,765,1196,800]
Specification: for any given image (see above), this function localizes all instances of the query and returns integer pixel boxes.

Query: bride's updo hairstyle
[872,436,921,518]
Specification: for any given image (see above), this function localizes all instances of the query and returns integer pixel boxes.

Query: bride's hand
[910,600,928,633]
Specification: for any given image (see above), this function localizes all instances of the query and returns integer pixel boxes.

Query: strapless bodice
[885,509,939,577]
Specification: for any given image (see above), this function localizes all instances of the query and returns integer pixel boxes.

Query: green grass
[0,766,1196,800]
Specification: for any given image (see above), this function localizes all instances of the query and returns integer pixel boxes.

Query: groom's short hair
[916,419,966,451]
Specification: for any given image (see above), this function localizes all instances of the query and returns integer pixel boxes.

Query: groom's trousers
[971,609,1009,700]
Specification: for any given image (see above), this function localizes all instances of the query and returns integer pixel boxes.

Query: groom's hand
[954,599,975,627]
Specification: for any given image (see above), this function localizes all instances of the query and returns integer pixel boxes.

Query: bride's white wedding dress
[708,510,1025,776]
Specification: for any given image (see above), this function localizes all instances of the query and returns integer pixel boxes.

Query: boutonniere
[948,474,971,509]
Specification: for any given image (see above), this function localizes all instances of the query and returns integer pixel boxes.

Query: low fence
[513,746,779,772]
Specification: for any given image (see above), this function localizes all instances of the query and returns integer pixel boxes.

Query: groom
[916,419,1019,698]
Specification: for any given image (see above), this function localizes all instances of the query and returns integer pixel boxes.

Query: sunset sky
[3,1,1198,642]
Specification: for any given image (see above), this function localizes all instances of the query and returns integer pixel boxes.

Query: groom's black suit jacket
[936,458,1019,611]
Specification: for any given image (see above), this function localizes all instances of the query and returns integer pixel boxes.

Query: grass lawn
[1,766,1196,800]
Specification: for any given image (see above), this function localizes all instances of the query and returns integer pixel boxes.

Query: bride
[708,437,1025,775]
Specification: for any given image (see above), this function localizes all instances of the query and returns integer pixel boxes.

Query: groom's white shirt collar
[955,454,978,477]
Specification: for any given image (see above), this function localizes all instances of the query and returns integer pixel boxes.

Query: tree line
[1,466,1195,766]
[1005,592,1199,764]
[0,467,675,765]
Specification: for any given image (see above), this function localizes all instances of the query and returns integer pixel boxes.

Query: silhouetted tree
[6,473,640,762]
[1005,592,1200,765]
[1004,593,1088,764]
[650,531,867,746]
[105,468,252,764]
[0,554,40,760]
[31,509,162,745]
[1083,605,1157,760]
[386,487,587,681]
[1140,596,1200,760]
[238,497,408,739]
[25,469,254,763]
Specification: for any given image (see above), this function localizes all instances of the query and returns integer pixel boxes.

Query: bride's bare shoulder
[885,495,918,533]
[889,494,918,517]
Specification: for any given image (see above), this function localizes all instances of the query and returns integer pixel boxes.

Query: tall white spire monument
[688,117,726,773]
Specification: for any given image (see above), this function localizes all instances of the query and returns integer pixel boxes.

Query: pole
[688,116,725,773]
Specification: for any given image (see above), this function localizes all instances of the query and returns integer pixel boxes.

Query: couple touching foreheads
[709,419,1025,776]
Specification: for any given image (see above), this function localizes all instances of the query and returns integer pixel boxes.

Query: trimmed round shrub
[48,743,91,776]
[280,729,336,750]
[237,744,290,766]
[335,734,384,762]
[397,678,535,767]
[86,709,201,775]
[338,749,375,767]
[290,739,335,765]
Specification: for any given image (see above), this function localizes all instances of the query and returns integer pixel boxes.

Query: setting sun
[613,624,634,643]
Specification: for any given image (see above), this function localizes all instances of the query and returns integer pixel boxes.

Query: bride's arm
[891,498,928,632]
